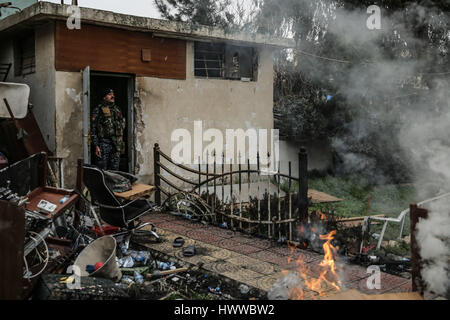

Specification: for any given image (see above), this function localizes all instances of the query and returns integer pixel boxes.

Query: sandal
[183,245,196,257]
[173,237,185,248]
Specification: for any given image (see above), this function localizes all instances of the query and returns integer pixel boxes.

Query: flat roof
[0,1,295,48]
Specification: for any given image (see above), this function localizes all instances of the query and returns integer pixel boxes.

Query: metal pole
[298,147,308,225]
[153,143,161,206]
[410,204,428,295]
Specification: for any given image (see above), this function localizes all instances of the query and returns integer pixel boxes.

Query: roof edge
[0,1,295,48]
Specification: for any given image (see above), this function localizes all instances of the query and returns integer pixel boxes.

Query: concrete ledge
[0,2,295,48]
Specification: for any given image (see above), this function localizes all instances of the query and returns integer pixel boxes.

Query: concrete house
[0,2,293,186]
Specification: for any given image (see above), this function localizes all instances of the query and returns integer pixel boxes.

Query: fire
[319,211,326,220]
[287,241,297,264]
[287,229,342,299]
[289,286,305,300]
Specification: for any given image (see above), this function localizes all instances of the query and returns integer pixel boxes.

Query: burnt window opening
[194,42,225,78]
[14,32,36,77]
[194,42,258,81]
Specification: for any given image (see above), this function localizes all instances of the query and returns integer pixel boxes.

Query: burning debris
[269,228,342,300]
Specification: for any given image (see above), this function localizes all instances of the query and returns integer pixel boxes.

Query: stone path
[141,212,414,299]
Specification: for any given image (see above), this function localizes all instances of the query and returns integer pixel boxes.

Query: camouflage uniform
[91,100,126,170]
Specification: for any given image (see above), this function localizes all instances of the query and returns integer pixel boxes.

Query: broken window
[14,32,36,76]
[194,42,258,81]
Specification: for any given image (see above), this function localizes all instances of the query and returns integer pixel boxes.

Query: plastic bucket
[74,236,121,281]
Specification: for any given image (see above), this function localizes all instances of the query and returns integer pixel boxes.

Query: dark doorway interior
[90,73,132,172]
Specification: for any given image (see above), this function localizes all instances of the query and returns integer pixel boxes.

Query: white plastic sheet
[0,82,30,119]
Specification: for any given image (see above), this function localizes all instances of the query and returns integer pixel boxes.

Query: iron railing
[153,143,309,242]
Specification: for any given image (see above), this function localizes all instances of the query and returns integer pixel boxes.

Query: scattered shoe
[173,237,185,248]
[183,245,196,257]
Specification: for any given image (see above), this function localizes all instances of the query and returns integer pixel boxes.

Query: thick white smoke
[416,199,450,297]
[266,1,449,298]
[398,79,450,297]
[267,272,304,300]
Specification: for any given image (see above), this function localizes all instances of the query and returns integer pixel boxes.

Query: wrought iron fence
[153,143,309,241]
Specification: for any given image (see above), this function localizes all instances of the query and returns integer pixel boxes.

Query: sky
[40,0,162,18]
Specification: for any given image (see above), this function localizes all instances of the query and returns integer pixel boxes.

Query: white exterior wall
[54,41,275,187]
[0,22,56,152]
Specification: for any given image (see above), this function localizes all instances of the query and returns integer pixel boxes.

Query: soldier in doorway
[91,88,126,171]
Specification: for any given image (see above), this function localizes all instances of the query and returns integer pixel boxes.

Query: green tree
[257,0,449,183]
[154,0,236,29]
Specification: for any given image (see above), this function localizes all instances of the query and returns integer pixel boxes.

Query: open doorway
[89,72,135,173]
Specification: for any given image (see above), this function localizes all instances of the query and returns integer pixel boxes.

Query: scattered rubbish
[73,236,122,280]
[220,222,228,228]
[361,244,376,253]
[86,265,96,274]
[59,195,70,204]
[388,240,398,247]
[134,271,144,284]
[119,256,134,268]
[146,267,189,279]
[277,236,287,243]
[91,225,121,237]
[121,276,135,286]
[183,213,193,220]
[120,238,130,255]
[37,199,57,214]
[127,250,151,265]
[387,253,410,262]
[372,233,380,240]
[208,286,222,295]
[95,262,104,271]
[239,284,249,294]
[120,266,150,276]
[155,261,175,270]
[59,276,75,284]
[36,275,130,300]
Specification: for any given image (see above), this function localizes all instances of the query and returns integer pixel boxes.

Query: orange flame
[289,286,305,300]
[287,241,297,264]
[319,211,326,220]
[288,230,341,299]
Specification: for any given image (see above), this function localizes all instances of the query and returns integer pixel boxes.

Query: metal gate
[153,143,309,242]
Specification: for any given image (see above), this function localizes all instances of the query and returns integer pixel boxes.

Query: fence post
[410,204,428,295]
[153,143,161,206]
[298,147,308,224]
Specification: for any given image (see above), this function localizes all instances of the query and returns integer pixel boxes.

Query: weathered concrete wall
[135,42,274,184]
[55,71,83,187]
[0,22,56,152]
[278,139,333,176]
[54,42,274,188]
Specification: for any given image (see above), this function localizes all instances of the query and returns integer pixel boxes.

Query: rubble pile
[0,153,266,300]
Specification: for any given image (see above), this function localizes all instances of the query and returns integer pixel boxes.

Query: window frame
[194,41,258,81]
[14,31,36,77]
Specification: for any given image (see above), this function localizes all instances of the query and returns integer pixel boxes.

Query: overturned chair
[80,164,160,241]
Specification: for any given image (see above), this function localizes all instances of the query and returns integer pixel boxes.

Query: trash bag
[103,170,134,193]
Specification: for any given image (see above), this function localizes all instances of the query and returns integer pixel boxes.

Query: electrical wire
[23,231,49,279]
